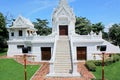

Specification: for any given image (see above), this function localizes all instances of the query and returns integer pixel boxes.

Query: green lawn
[93,61,120,80]
[0,59,40,80]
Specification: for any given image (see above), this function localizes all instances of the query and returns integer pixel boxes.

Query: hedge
[94,60,102,66]
[86,54,120,71]
[85,61,96,71]
[94,54,120,66]
[112,54,120,62]
[104,58,113,66]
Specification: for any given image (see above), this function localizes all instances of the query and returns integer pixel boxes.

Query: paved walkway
[31,62,95,80]
[0,55,12,59]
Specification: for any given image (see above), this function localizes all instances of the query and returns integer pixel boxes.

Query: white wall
[7,42,24,56]
[73,42,102,61]
[32,43,54,62]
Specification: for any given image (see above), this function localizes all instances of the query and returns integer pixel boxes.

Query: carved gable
[12,16,34,28]
[52,0,76,34]
[14,16,25,26]
[58,8,69,17]
[52,0,75,23]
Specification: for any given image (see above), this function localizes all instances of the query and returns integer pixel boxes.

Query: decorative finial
[59,0,68,6]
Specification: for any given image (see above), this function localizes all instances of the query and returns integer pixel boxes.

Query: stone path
[31,62,95,80]
[0,55,12,59]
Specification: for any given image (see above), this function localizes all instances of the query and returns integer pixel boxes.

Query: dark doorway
[77,47,87,60]
[41,47,51,60]
[59,25,68,35]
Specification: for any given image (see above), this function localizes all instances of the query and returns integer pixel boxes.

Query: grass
[93,61,120,80]
[0,48,7,56]
[0,59,40,80]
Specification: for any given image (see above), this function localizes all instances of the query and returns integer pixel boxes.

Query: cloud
[26,0,58,17]
[26,0,76,18]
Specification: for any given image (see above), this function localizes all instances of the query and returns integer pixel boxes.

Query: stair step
[55,55,70,57]
[56,50,70,52]
[55,57,71,61]
[56,52,71,54]
[54,67,71,69]
[54,36,72,74]
[55,60,71,62]
[54,64,72,68]
[55,70,71,73]
[55,64,71,66]
[54,69,71,71]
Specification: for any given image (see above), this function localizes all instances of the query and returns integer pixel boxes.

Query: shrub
[112,55,120,62]
[94,54,120,66]
[117,53,120,56]
[104,58,113,66]
[85,61,96,71]
[94,60,102,66]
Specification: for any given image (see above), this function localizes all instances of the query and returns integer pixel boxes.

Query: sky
[0,0,120,32]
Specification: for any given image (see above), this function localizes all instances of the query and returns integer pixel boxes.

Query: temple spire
[59,0,68,6]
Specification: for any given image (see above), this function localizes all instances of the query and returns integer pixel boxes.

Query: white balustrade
[70,35,80,76]
[49,35,58,74]
[72,34,102,42]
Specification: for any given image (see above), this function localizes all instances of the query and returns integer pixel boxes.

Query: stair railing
[69,35,78,75]
[49,35,58,74]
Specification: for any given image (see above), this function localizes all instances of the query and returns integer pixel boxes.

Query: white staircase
[54,36,72,75]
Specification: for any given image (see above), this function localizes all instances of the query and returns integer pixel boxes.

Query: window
[11,32,14,36]
[97,46,101,51]
[27,30,30,36]
[17,45,24,49]
[19,30,23,36]
[27,46,31,52]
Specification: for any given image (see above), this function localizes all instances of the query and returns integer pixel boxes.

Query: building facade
[7,0,120,77]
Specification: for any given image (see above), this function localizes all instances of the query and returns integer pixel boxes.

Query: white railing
[70,36,75,61]
[70,35,79,75]
[70,35,82,75]
[73,34,102,39]
[50,35,57,62]
[26,36,34,40]
[9,35,55,42]
[49,35,58,74]
[33,36,54,42]
[72,34,102,42]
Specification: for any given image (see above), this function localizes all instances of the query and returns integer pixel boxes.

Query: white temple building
[7,0,120,77]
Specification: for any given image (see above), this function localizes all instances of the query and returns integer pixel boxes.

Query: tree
[75,16,92,35]
[33,18,52,36]
[75,16,109,40]
[109,24,120,46]
[0,12,8,51]
[91,22,104,34]
[102,32,109,41]
[75,17,105,35]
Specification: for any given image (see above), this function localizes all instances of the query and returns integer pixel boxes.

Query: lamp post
[22,47,28,80]
[100,45,107,80]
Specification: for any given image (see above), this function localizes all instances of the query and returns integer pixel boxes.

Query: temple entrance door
[41,47,51,60]
[77,47,87,60]
[59,25,68,36]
